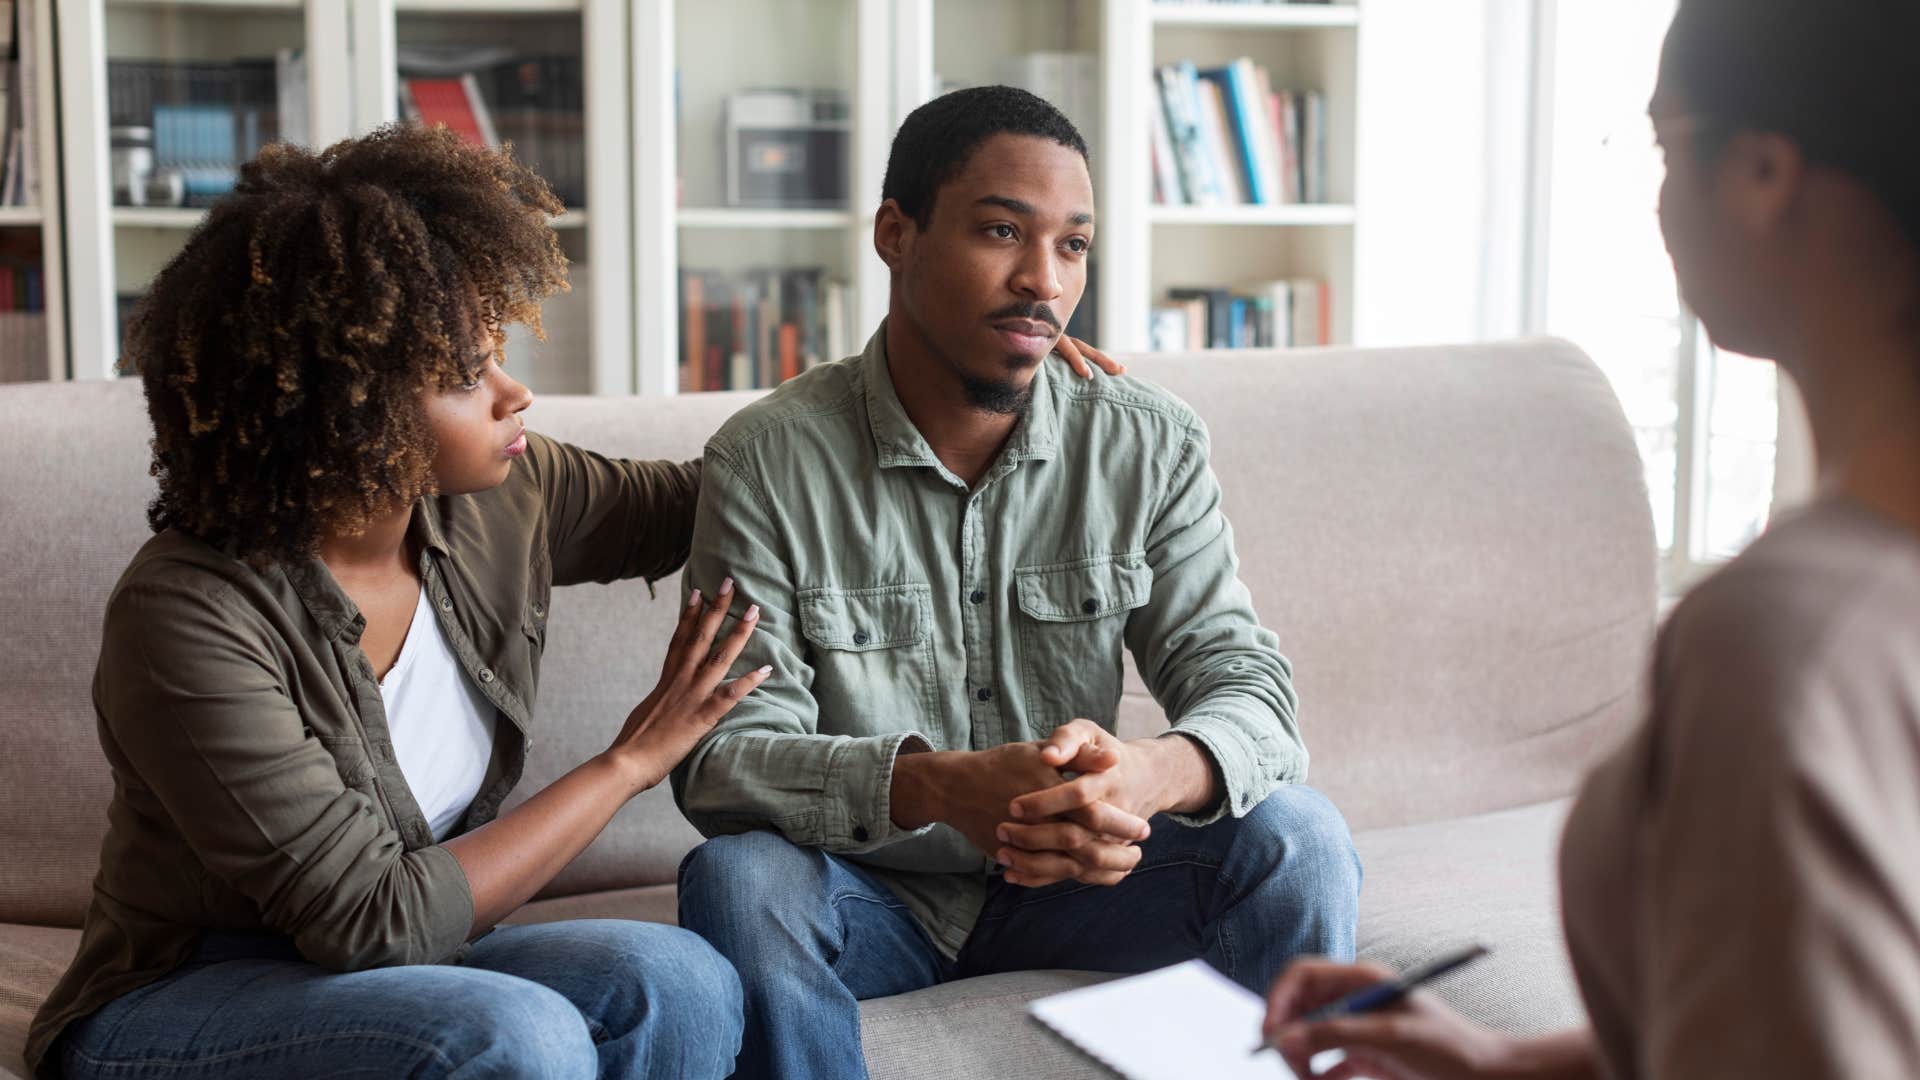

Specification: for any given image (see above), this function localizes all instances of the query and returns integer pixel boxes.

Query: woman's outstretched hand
[607,576,770,794]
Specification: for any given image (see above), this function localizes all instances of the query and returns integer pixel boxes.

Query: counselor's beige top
[1560,496,1920,1079]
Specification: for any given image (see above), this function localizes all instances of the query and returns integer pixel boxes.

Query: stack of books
[0,0,41,207]
[678,267,852,393]
[1151,279,1329,351]
[1150,58,1327,206]
[398,46,586,208]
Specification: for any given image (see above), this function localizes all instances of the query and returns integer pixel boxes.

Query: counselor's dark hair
[1657,0,1920,251]
[881,84,1089,228]
[130,123,569,567]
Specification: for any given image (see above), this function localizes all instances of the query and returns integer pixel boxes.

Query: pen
[1250,943,1491,1057]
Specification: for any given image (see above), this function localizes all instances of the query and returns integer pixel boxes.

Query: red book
[683,274,706,392]
[405,77,493,148]
[778,323,801,383]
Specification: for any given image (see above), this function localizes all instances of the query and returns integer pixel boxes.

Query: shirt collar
[284,500,448,644]
[859,317,1061,473]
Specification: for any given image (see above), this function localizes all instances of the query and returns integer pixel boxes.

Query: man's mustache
[986,303,1062,332]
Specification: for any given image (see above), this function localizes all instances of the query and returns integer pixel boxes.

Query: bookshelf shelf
[108,207,587,230]
[105,0,302,9]
[1148,204,1357,227]
[1148,4,1360,30]
[395,0,584,11]
[675,208,854,231]
[110,208,205,229]
[0,208,44,227]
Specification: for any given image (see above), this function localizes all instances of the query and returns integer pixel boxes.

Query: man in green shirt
[672,86,1359,1080]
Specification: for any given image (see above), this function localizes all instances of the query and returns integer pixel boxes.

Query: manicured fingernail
[745,604,760,622]
[687,589,701,608]
[996,826,1009,843]
[997,849,1014,864]
[719,576,735,595]
[755,665,773,677]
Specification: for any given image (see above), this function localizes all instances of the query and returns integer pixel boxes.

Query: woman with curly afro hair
[26,122,1133,1079]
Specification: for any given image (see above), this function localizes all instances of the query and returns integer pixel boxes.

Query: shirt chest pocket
[798,584,940,741]
[1014,554,1153,731]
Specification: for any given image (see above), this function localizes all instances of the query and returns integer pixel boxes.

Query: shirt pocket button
[1082,598,1100,615]
[478,668,496,684]
[853,630,870,646]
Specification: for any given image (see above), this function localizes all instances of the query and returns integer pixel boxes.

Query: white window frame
[1524,0,1809,598]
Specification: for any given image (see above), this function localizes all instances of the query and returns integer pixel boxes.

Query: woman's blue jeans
[55,919,743,1079]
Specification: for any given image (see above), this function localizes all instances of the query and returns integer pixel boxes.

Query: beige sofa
[0,339,1654,1079]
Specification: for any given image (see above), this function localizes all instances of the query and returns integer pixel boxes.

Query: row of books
[1151,279,1330,351]
[398,47,585,208]
[679,267,853,393]
[0,258,41,311]
[1150,59,1327,206]
[106,56,292,206]
[0,0,42,206]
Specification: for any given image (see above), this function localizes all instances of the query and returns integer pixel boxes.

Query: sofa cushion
[1355,798,1583,1035]
[0,799,1580,1079]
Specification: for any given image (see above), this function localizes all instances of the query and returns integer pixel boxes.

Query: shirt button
[478,668,495,684]
[853,630,870,646]
[970,590,986,605]
[438,596,453,613]
[852,825,870,842]
[977,687,993,702]
[1082,598,1100,615]
[531,602,544,618]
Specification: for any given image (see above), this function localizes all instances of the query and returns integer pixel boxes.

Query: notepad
[1028,960,1299,1080]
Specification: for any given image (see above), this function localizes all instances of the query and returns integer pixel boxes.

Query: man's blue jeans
[55,919,743,1079]
[678,784,1361,1080]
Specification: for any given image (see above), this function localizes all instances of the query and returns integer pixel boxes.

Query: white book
[1148,85,1184,205]
[1029,961,1297,1080]
[1194,79,1247,204]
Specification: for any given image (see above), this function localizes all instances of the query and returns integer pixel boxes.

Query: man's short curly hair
[130,123,568,567]
[880,85,1088,229]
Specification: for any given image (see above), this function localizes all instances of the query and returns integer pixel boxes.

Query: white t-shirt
[378,587,498,842]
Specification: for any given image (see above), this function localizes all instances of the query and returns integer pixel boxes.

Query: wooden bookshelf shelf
[675,208,854,230]
[1148,4,1361,30]
[0,208,44,227]
[1148,204,1358,227]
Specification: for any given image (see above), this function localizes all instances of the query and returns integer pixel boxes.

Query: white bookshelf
[43,0,1362,391]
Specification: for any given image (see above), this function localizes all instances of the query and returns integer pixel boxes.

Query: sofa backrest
[0,339,1654,923]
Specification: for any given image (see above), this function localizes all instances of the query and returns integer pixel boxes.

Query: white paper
[1028,960,1298,1080]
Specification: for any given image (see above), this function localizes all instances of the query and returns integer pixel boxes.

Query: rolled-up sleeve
[1125,423,1305,826]
[668,446,933,853]
[99,584,473,971]
[520,431,702,587]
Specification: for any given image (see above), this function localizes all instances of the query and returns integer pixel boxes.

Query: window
[1538,0,1781,587]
